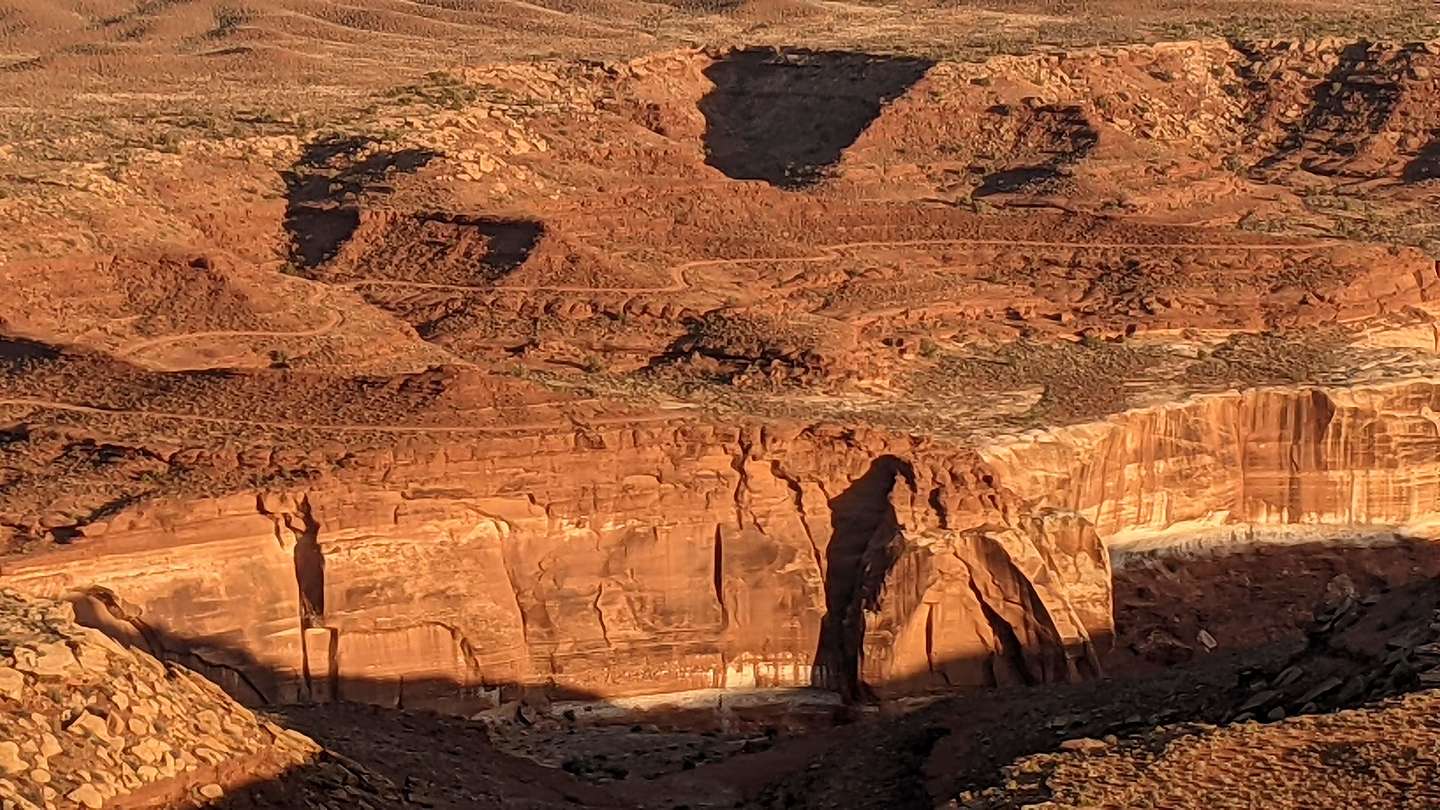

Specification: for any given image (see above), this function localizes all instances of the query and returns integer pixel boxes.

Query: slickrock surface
[0,588,403,810]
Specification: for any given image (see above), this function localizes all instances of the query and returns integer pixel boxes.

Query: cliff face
[15,378,1440,713]
[980,381,1440,551]
[2,424,1112,712]
[856,510,1111,698]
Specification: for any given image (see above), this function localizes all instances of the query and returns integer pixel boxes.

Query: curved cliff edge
[12,374,1440,716]
[979,379,1440,553]
[0,588,402,810]
[1,425,1112,715]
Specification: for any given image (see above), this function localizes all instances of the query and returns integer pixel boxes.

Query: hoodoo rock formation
[2,426,1113,713]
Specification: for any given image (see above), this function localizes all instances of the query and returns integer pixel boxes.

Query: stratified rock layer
[981,381,1440,551]
[4,425,1112,712]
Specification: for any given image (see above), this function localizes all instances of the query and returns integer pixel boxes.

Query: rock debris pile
[0,589,402,809]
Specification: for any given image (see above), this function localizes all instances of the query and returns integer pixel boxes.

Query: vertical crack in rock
[258,493,287,549]
[730,438,754,531]
[593,585,612,647]
[1286,390,1337,519]
[964,574,1033,688]
[924,602,949,685]
[325,625,339,699]
[499,540,533,650]
[772,460,826,578]
[423,620,487,688]
[713,525,730,630]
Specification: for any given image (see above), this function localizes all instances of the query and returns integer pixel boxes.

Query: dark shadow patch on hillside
[700,49,933,189]
[971,102,1097,201]
[975,166,1065,196]
[1254,42,1403,178]
[281,135,439,271]
[0,335,62,366]
[1404,138,1440,183]
[286,207,361,269]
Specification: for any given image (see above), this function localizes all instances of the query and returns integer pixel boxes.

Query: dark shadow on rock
[281,135,439,271]
[700,49,933,189]
[975,166,1065,197]
[1404,138,1440,183]
[1254,42,1402,178]
[1108,536,1440,675]
[813,455,915,699]
[0,335,63,366]
[286,207,361,269]
[202,704,633,809]
[972,102,1096,201]
[40,537,1440,808]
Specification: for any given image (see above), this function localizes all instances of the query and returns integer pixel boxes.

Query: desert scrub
[913,338,1165,425]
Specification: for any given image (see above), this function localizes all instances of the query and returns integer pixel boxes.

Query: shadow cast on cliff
[699,48,933,188]
[814,455,914,699]
[53,535,1440,807]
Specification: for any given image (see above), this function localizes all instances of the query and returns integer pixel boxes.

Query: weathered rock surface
[962,690,1440,809]
[857,511,1111,697]
[0,588,402,809]
[4,426,1112,712]
[981,381,1440,552]
[1218,576,1440,725]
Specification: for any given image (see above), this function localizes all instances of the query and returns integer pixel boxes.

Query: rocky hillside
[0,588,402,809]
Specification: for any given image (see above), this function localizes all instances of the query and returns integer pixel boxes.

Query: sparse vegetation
[209,5,255,39]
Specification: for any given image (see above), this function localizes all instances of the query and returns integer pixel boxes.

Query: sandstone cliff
[980,380,1440,552]
[3,424,1112,713]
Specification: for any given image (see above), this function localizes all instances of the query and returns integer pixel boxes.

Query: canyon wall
[15,377,1440,714]
[1,423,1111,713]
[980,381,1440,552]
